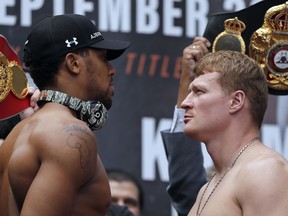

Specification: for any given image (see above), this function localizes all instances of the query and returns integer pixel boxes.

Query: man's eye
[195,89,203,94]
[124,198,139,207]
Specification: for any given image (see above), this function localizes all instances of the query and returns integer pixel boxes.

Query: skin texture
[109,180,141,216]
[180,44,288,216]
[0,48,115,216]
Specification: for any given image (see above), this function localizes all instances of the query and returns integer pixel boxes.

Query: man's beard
[96,91,112,110]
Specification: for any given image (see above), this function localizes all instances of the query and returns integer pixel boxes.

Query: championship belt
[0,34,30,120]
[249,2,288,95]
[213,17,246,54]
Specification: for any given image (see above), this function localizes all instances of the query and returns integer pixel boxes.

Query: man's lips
[184,114,193,124]
[110,78,114,86]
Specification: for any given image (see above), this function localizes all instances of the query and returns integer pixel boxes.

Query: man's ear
[229,90,245,113]
[65,53,81,75]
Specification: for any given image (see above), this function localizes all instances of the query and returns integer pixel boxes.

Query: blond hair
[194,51,268,128]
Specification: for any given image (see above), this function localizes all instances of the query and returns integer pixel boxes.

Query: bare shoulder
[238,145,288,186]
[28,112,96,152]
[10,112,98,183]
[245,145,287,175]
[8,110,108,215]
[236,145,288,215]
[32,116,97,168]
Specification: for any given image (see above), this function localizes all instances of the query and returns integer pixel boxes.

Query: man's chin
[184,127,199,139]
[103,99,112,110]
[109,86,115,96]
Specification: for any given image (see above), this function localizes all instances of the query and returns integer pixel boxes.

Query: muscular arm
[8,122,99,216]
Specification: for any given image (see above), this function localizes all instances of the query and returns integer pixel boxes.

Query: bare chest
[189,178,242,216]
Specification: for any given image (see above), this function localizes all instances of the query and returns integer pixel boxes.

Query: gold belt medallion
[213,17,246,54]
[250,2,288,93]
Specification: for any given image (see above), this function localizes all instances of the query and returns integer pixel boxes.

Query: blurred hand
[182,36,211,78]
[20,87,40,119]
[177,37,211,107]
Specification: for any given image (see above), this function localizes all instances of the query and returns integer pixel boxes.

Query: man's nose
[116,199,125,206]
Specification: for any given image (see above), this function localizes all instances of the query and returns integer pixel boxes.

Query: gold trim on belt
[212,17,246,54]
[249,2,288,92]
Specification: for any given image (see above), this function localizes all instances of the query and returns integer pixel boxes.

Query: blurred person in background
[107,169,144,216]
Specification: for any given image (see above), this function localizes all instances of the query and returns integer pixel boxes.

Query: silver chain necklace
[196,137,259,216]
